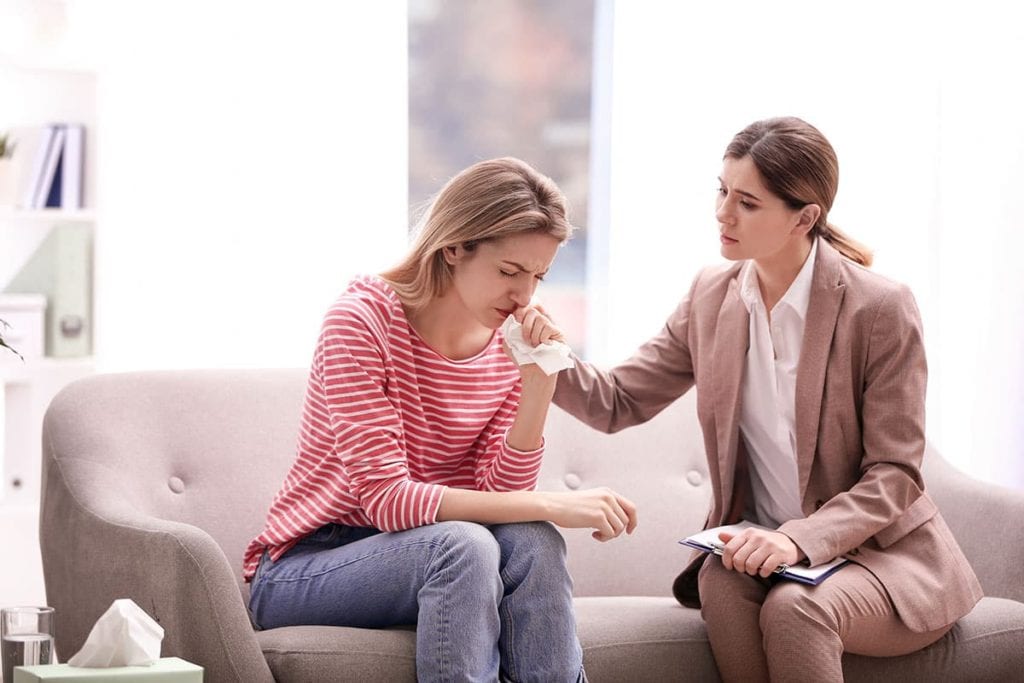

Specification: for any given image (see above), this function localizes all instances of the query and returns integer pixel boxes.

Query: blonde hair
[381,157,573,309]
[725,117,873,267]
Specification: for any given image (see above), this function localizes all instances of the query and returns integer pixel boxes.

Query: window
[409,0,599,355]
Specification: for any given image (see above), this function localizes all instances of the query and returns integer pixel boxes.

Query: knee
[698,559,756,613]
[495,521,566,560]
[430,521,501,573]
[760,585,837,636]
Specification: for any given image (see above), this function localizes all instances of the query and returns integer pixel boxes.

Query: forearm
[779,464,924,565]
[437,487,550,524]
[438,485,639,542]
[505,374,556,451]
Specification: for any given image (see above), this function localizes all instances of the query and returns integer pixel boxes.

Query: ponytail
[816,222,873,267]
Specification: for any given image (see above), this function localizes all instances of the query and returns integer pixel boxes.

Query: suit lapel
[795,240,846,497]
[712,276,749,520]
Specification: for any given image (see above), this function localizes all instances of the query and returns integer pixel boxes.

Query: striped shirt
[242,275,543,580]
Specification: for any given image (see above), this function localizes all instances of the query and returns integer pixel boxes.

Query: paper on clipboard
[680,520,849,586]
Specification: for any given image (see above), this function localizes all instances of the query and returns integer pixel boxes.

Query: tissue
[67,599,164,668]
[500,315,575,375]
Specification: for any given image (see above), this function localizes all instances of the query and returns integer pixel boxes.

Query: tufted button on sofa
[40,370,1024,681]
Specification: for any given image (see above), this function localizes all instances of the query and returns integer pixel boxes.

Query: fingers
[758,552,787,578]
[720,530,793,576]
[618,494,639,535]
[513,305,565,346]
[584,488,638,542]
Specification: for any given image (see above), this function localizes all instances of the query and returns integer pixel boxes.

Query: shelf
[0,206,96,223]
[0,356,95,384]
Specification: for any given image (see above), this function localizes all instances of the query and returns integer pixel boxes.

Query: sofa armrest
[923,444,1024,603]
[40,453,274,683]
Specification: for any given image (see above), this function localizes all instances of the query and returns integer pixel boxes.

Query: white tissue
[67,598,164,668]
[500,315,575,375]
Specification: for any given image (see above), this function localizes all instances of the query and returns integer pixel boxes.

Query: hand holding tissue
[500,315,574,375]
[67,599,163,668]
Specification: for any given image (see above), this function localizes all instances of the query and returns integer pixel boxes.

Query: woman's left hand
[717,528,806,578]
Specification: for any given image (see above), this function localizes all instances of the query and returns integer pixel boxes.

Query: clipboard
[680,521,849,586]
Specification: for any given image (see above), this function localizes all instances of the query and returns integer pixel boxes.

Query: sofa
[40,369,1024,681]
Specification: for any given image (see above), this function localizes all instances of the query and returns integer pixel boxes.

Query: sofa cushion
[574,596,1024,683]
[843,597,1024,681]
[575,596,718,682]
[256,624,415,682]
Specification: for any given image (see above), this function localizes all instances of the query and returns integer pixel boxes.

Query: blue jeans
[248,521,585,683]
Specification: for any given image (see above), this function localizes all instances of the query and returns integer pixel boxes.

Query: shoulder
[688,260,743,307]
[323,275,405,341]
[819,253,924,346]
[835,258,918,320]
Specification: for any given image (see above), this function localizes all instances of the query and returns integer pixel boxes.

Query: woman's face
[715,155,812,262]
[446,231,561,329]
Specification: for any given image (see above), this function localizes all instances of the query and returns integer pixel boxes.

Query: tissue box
[13,657,202,682]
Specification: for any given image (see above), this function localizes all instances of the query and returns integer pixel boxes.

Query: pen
[709,541,790,574]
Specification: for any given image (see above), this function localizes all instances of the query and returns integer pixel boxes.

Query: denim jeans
[248,520,585,683]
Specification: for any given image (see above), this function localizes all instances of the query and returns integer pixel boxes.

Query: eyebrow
[502,260,548,275]
[718,177,763,202]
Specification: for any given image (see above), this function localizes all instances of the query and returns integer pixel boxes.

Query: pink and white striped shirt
[242,275,543,580]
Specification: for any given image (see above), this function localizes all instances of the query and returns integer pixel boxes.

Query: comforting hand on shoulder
[717,528,806,578]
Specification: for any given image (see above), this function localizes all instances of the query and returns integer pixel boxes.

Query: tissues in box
[13,657,202,682]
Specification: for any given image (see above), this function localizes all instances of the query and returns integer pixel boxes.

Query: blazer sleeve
[779,283,930,565]
[552,272,700,433]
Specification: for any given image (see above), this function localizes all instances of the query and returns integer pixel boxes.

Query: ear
[441,245,463,266]
[792,204,821,236]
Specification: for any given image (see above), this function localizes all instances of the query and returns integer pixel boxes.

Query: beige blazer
[553,239,982,633]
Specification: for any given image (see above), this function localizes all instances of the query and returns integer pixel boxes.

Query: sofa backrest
[42,369,710,601]
[42,369,308,598]
[42,369,1024,610]
[539,395,710,597]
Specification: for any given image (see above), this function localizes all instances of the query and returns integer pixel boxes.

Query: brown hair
[725,117,873,266]
[381,157,572,309]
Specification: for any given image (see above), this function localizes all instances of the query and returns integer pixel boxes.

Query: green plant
[1,318,23,360]
[0,132,14,159]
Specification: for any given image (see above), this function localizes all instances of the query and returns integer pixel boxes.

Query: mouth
[720,234,738,245]
[496,308,515,319]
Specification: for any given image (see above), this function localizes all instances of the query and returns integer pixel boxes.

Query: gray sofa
[40,370,1024,681]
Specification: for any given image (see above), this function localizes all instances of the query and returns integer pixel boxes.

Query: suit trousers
[698,558,951,682]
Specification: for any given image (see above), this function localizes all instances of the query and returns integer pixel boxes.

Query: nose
[509,279,534,308]
[715,197,734,226]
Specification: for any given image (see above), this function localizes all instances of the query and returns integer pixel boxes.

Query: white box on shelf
[0,293,46,361]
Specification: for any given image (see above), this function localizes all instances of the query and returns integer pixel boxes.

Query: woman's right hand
[541,487,639,541]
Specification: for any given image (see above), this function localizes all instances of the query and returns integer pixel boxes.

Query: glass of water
[1,606,55,683]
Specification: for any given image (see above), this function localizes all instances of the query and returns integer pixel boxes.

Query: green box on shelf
[13,657,202,682]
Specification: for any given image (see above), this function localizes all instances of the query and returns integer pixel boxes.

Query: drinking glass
[1,607,55,683]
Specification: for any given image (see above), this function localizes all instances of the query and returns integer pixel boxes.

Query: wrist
[520,370,557,395]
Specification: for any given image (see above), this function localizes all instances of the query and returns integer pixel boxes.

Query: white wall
[0,0,408,608]
[91,1,408,371]
[605,0,1024,487]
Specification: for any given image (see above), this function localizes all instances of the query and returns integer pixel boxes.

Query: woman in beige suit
[551,117,983,681]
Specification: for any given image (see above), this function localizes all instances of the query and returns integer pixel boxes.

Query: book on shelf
[17,125,56,209]
[60,123,85,210]
[14,123,85,210]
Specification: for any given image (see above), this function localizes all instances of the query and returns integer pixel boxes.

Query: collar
[738,238,818,321]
